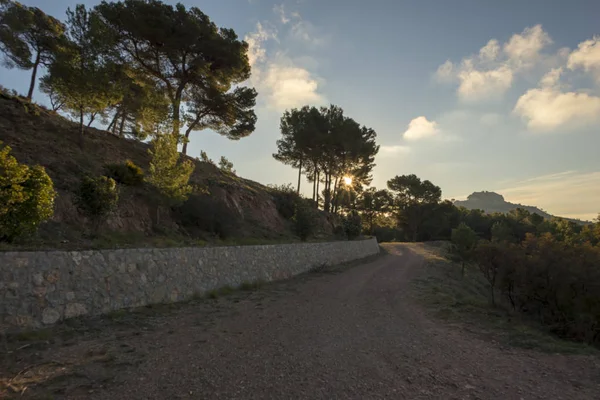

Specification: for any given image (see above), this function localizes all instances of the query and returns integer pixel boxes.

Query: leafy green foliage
[173,193,239,239]
[450,222,478,276]
[274,105,379,211]
[293,200,316,241]
[388,174,442,204]
[104,159,144,186]
[0,1,66,99]
[472,235,600,345]
[218,156,235,174]
[356,188,393,234]
[373,226,402,243]
[147,134,194,204]
[343,211,362,240]
[0,141,55,241]
[96,0,254,143]
[491,220,514,243]
[387,174,443,242]
[183,86,257,154]
[75,175,118,228]
[269,183,300,220]
[42,5,122,146]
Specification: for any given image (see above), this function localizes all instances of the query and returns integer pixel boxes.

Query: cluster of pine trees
[273,105,379,213]
[0,0,257,151]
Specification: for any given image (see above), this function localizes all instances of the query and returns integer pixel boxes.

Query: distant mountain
[453,191,589,225]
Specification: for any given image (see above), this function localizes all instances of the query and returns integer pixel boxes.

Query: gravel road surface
[3,243,600,399]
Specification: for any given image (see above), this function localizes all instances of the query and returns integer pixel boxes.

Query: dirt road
[3,244,600,399]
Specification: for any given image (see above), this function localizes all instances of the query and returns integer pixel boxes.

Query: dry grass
[409,242,596,355]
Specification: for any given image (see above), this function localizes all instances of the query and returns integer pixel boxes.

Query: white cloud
[435,25,553,101]
[479,39,500,63]
[290,19,327,46]
[244,23,326,111]
[480,113,502,126]
[273,4,290,24]
[513,68,600,131]
[497,171,600,221]
[457,63,513,101]
[503,25,552,69]
[435,60,455,83]
[403,116,440,141]
[539,67,563,88]
[245,22,276,69]
[263,62,324,109]
[567,36,600,82]
[379,145,411,157]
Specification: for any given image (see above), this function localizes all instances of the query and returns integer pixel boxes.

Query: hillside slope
[454,191,587,224]
[0,93,336,249]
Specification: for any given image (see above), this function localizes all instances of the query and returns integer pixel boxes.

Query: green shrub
[269,183,300,220]
[293,201,316,241]
[450,222,478,276]
[173,193,239,239]
[104,160,144,186]
[373,226,400,242]
[147,134,194,204]
[473,235,600,345]
[343,211,362,240]
[75,176,119,229]
[0,142,56,242]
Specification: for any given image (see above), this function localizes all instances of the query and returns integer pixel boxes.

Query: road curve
[72,244,600,399]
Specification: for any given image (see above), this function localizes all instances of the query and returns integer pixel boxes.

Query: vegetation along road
[2,243,599,399]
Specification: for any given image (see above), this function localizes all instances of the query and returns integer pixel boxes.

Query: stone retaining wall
[0,238,379,331]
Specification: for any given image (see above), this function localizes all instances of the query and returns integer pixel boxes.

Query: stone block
[42,308,61,325]
[65,303,88,318]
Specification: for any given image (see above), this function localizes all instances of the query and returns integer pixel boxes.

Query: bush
[0,142,56,242]
[373,226,401,243]
[473,235,600,345]
[343,211,362,240]
[269,183,300,220]
[173,193,239,239]
[147,134,194,204]
[293,201,316,241]
[104,160,144,186]
[450,222,478,276]
[75,176,119,229]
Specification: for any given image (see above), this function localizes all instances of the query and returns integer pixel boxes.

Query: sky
[2,0,600,220]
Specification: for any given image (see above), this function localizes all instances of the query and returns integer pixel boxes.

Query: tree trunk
[315,171,320,209]
[87,112,97,128]
[297,158,303,194]
[79,107,85,149]
[27,51,41,101]
[118,113,126,137]
[182,126,194,155]
[324,173,330,212]
[332,176,339,214]
[171,87,184,139]
[312,168,317,202]
[107,112,119,133]
[461,261,465,277]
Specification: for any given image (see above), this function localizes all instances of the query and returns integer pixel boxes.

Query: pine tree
[0,1,66,100]
[147,134,194,205]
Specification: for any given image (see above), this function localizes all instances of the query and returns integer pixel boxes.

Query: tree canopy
[274,104,379,212]
[0,0,66,99]
[95,0,255,145]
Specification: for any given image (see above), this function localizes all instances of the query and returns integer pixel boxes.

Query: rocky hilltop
[454,191,587,224]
